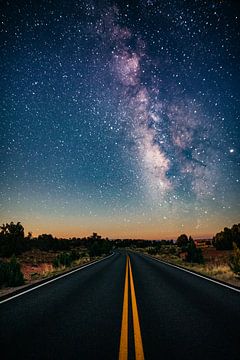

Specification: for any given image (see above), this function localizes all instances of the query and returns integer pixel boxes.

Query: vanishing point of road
[1,251,239,359]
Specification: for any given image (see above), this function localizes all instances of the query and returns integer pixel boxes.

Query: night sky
[1,0,240,239]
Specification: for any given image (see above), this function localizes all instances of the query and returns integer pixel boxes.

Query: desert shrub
[161,245,178,255]
[185,240,204,264]
[35,234,70,251]
[176,234,189,248]
[213,224,240,250]
[148,244,178,256]
[0,257,24,288]
[52,257,60,268]
[213,228,233,250]
[53,253,71,268]
[0,222,25,257]
[147,247,158,255]
[88,241,102,257]
[52,250,82,268]
[229,243,240,276]
[69,250,80,261]
[87,239,112,257]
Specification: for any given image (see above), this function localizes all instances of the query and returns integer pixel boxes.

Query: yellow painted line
[119,256,129,360]
[128,257,145,360]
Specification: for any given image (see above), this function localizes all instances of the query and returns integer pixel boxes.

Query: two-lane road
[1,251,239,359]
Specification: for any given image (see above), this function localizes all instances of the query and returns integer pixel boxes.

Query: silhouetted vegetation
[185,238,204,264]
[0,257,24,288]
[176,234,189,248]
[213,224,240,250]
[0,222,86,258]
[34,234,70,252]
[2,220,240,281]
[147,243,162,255]
[113,238,174,249]
[147,243,178,256]
[0,222,25,257]
[229,243,240,276]
[52,250,83,268]
[0,222,113,261]
[176,234,204,264]
[87,233,112,257]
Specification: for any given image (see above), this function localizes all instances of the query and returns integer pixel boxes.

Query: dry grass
[138,248,240,288]
[21,255,92,281]
[0,249,93,298]
[187,263,237,284]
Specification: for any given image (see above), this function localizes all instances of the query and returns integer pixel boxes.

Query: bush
[185,240,204,264]
[213,228,233,250]
[35,234,70,252]
[53,253,71,268]
[52,250,82,268]
[0,222,25,257]
[213,224,240,250]
[147,247,158,255]
[87,239,112,257]
[0,257,24,288]
[229,243,240,276]
[176,234,189,248]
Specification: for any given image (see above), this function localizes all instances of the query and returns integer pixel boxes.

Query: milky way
[1,1,239,238]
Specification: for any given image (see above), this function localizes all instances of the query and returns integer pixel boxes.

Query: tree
[26,232,32,240]
[87,233,112,257]
[0,222,25,257]
[0,256,24,288]
[176,234,189,248]
[35,233,69,251]
[213,227,233,250]
[185,238,204,264]
[231,224,240,248]
[176,234,204,264]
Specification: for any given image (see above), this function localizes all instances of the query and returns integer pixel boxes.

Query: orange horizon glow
[1,210,239,241]
[21,222,219,240]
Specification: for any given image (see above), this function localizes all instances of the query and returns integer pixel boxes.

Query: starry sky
[1,0,240,239]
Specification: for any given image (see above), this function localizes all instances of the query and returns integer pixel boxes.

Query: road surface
[0,251,239,359]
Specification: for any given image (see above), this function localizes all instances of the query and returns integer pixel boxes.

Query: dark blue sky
[1,0,239,238]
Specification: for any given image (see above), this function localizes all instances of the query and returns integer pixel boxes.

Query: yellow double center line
[119,256,145,360]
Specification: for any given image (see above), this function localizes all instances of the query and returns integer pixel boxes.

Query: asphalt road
[1,251,240,359]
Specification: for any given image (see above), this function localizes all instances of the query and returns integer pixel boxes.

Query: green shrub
[229,243,240,276]
[185,240,204,264]
[213,224,240,250]
[176,234,189,248]
[52,257,61,268]
[0,257,24,288]
[147,247,158,255]
[0,222,25,257]
[52,250,82,268]
[88,240,112,257]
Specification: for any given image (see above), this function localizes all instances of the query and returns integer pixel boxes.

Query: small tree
[0,257,24,288]
[231,224,240,248]
[0,222,25,257]
[185,239,204,264]
[7,256,25,286]
[229,243,240,276]
[213,226,234,250]
[176,234,189,249]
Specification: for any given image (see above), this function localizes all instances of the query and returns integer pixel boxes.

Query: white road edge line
[143,253,240,294]
[0,252,115,305]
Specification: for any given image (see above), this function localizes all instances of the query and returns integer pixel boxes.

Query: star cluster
[1,1,239,238]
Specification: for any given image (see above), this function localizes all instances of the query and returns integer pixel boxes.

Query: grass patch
[137,248,240,288]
